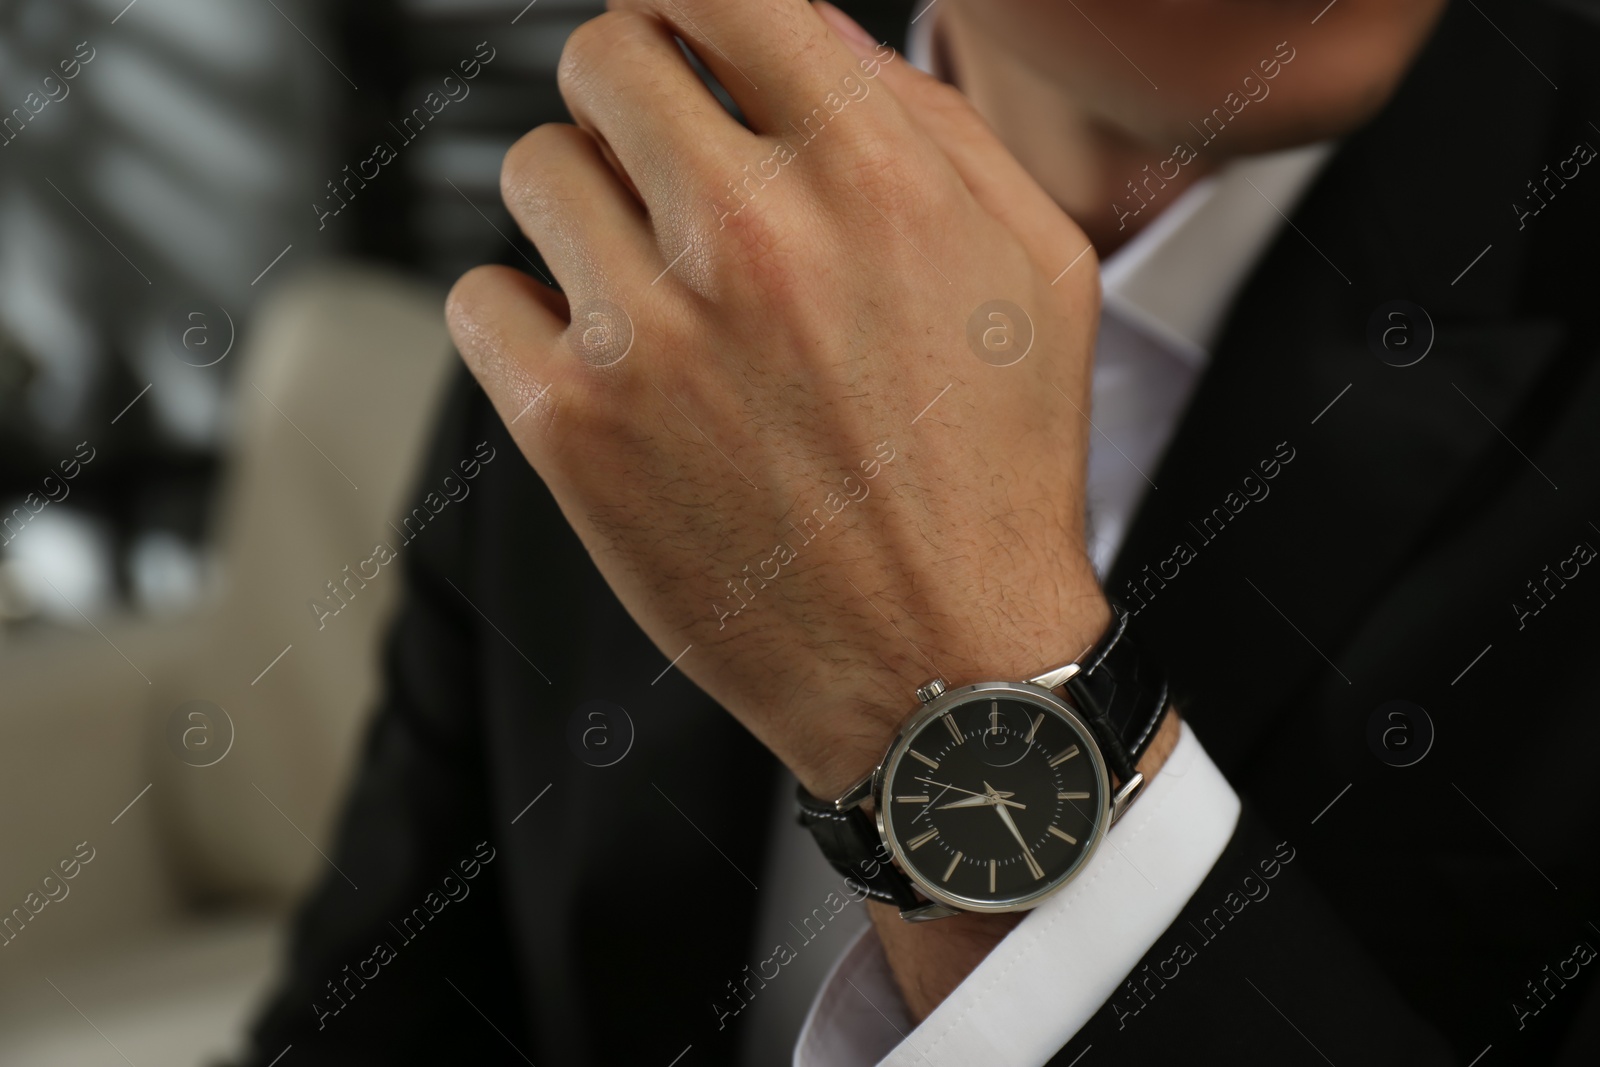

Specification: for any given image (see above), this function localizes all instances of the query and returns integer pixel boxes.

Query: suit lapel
[1107,0,1575,771]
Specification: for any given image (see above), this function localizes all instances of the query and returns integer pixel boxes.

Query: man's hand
[445,0,1106,802]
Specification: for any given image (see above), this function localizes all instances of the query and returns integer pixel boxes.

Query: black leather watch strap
[793,792,922,908]
[1064,602,1170,785]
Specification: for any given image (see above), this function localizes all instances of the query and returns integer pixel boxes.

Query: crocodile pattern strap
[793,791,921,909]
[1063,602,1170,785]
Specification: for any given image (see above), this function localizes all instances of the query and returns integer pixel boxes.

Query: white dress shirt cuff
[794,720,1240,1067]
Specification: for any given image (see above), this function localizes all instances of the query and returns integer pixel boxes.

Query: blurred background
[0,0,911,1062]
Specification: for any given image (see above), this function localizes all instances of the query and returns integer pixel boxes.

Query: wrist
[790,580,1113,800]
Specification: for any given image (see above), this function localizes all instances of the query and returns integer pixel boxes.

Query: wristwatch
[796,603,1170,921]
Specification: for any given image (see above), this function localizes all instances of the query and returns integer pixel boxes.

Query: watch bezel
[872,681,1112,914]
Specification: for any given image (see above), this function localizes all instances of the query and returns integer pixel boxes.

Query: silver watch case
[870,680,1114,917]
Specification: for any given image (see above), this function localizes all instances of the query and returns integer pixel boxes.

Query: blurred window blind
[0,0,332,617]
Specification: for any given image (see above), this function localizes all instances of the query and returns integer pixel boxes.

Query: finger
[814,1,1092,280]
[608,0,896,137]
[446,264,568,437]
[499,122,663,297]
[558,10,755,215]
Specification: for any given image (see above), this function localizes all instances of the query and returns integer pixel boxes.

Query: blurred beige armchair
[0,262,456,1065]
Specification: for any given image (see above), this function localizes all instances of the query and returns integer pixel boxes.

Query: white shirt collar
[906,10,1334,362]
[1098,143,1333,362]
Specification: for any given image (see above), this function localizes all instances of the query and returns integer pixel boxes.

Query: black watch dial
[881,688,1108,909]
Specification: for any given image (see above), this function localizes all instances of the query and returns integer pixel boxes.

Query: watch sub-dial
[977,702,1036,768]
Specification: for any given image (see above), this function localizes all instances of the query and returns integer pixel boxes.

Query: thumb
[811,1,1093,279]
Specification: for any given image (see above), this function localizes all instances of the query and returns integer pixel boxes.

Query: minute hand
[991,787,1046,879]
[937,793,1027,811]
[914,778,1024,809]
[994,801,1032,853]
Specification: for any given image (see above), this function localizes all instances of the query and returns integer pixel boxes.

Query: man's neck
[936,7,1215,257]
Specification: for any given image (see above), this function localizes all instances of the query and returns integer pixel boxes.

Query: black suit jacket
[247,1,1600,1063]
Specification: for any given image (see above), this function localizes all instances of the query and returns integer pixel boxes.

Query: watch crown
[915,678,947,704]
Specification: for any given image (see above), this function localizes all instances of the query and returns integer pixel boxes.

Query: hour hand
[937,794,999,810]
[934,792,1026,811]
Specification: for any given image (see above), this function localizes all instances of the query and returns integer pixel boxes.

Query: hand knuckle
[501,123,577,204]
[445,265,505,333]
[711,198,808,294]
[558,10,651,90]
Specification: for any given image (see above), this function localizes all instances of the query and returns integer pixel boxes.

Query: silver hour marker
[1049,744,1081,767]
[910,749,940,770]
[942,851,963,882]
[1023,849,1045,880]
[1025,712,1044,743]
[989,859,997,892]
[1048,825,1078,845]
[907,828,940,850]
[989,700,1000,735]
[896,795,930,803]
[1057,791,1090,800]
[943,715,964,744]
